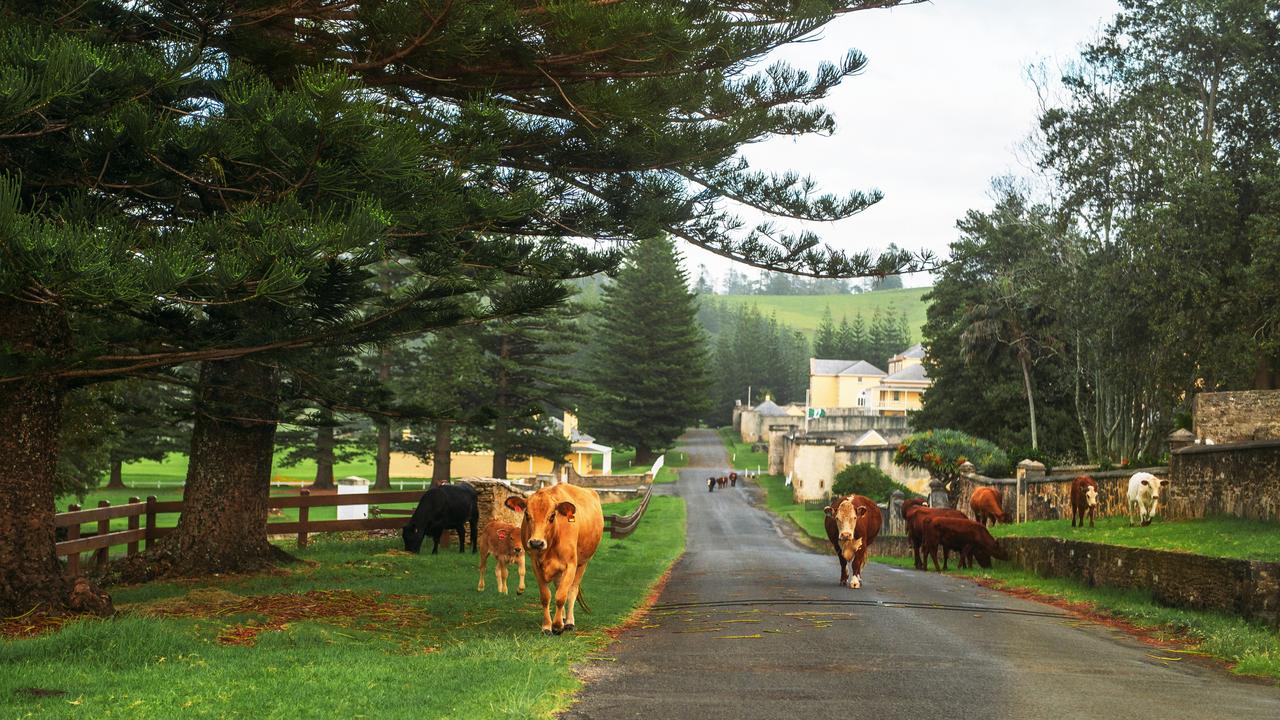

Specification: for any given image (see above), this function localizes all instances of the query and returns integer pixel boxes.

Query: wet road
[564,429,1280,720]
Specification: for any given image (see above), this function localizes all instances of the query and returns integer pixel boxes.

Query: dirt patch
[605,558,680,640]
[1,611,76,640]
[131,588,432,647]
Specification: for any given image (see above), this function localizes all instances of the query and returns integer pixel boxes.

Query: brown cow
[477,520,526,595]
[901,497,966,570]
[922,516,1009,571]
[505,483,603,635]
[823,494,882,589]
[1071,475,1100,528]
[970,486,1009,526]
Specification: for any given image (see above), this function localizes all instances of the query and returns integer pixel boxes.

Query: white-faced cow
[505,483,603,635]
[402,483,478,554]
[823,494,882,589]
[1127,471,1167,526]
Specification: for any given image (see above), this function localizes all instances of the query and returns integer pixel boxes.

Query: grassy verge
[990,516,1280,563]
[3,497,686,719]
[716,427,766,472]
[753,473,826,542]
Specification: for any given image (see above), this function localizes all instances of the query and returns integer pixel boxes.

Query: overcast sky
[683,0,1118,289]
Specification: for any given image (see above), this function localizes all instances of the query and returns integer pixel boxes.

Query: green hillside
[715,287,931,343]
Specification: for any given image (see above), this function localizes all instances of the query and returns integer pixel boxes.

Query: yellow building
[808,344,930,417]
[808,359,887,410]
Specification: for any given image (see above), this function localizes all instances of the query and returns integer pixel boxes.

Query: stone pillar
[1015,459,1045,523]
[927,475,950,508]
[888,489,906,536]
[767,425,788,475]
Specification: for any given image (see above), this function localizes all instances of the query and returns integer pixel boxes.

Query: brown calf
[1071,475,1100,528]
[505,483,603,635]
[901,497,966,570]
[922,516,1009,571]
[970,486,1009,526]
[823,494,882,589]
[477,520,526,595]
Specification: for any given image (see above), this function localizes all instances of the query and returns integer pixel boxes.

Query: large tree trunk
[160,357,285,575]
[311,423,335,490]
[432,420,453,486]
[1255,353,1278,390]
[490,336,510,480]
[373,344,393,490]
[105,458,127,490]
[0,296,104,616]
[634,445,655,465]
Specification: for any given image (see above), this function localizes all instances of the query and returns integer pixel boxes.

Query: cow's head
[493,525,524,558]
[824,497,869,560]
[1085,485,1099,508]
[900,497,927,519]
[505,493,574,551]
[402,522,425,554]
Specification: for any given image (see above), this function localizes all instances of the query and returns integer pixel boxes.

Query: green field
[990,516,1280,564]
[716,287,930,342]
[5,497,687,719]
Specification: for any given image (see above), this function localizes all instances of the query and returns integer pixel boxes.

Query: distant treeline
[696,267,903,296]
[699,299,809,425]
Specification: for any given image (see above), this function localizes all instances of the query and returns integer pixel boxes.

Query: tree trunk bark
[373,343,393,490]
[0,296,93,616]
[1255,353,1278,390]
[432,420,453,486]
[634,445,655,465]
[160,357,284,575]
[105,459,127,490]
[491,335,511,480]
[1019,355,1039,451]
[311,424,335,490]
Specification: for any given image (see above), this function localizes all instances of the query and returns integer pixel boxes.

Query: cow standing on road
[823,494,882,589]
[402,483,478,554]
[729,472,738,487]
[707,477,716,492]
[505,483,603,635]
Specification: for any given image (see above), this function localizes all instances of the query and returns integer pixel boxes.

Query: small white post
[337,476,370,520]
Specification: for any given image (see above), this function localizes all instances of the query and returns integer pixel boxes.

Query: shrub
[832,463,919,503]
[894,429,1008,504]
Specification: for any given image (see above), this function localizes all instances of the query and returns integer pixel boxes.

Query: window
[893,391,901,401]
[819,480,825,489]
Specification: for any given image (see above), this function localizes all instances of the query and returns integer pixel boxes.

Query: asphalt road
[564,429,1280,720]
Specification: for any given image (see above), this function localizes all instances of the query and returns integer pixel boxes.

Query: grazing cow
[505,483,603,635]
[1127,472,1167,526]
[823,494,883,589]
[970,486,1009,526]
[922,516,1009,571]
[901,497,966,570]
[1070,475,1100,528]
[477,520,526,595]
[402,483,478,554]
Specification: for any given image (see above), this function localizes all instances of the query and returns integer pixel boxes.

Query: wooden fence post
[127,496,141,556]
[95,500,111,570]
[66,503,81,577]
[144,496,158,550]
[297,489,310,549]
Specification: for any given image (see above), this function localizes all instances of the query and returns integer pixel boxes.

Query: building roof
[809,358,886,377]
[896,343,926,359]
[881,363,930,384]
[752,399,789,416]
[852,430,888,446]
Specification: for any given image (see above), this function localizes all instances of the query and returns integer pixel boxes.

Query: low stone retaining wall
[871,533,1280,627]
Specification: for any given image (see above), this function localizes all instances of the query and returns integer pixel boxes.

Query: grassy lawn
[717,288,929,342]
[4,497,687,719]
[717,427,767,473]
[870,555,1280,683]
[990,516,1280,563]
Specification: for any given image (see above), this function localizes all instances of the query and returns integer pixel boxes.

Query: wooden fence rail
[603,485,654,539]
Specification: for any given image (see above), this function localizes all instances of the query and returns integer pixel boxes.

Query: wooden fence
[54,489,427,577]
[54,484,660,576]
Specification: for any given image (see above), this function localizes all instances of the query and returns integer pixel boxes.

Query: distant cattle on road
[823,494,882,589]
[402,483,478,554]
[505,483,603,635]
[1071,476,1100,528]
[970,486,1008,526]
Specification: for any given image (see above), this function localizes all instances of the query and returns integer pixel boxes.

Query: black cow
[402,483,479,554]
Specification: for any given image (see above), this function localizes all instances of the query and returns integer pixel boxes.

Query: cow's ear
[856,505,868,517]
[823,506,833,517]
[1140,479,1149,486]
[505,496,527,513]
[556,501,577,522]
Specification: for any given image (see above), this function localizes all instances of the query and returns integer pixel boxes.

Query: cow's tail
[575,586,592,614]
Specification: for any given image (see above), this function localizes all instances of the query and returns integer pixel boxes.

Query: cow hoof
[552,626,564,636]
[847,577,861,590]
[563,624,575,633]
[517,589,525,595]
[541,629,553,636]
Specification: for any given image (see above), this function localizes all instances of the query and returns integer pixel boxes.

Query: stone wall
[805,411,911,436]
[1001,536,1280,627]
[1167,440,1280,522]
[559,465,654,488]
[954,468,1170,523]
[1194,390,1280,442]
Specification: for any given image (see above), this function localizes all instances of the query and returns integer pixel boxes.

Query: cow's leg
[477,550,488,592]
[536,570,553,634]
[430,531,442,554]
[910,534,924,570]
[564,560,588,632]
[1089,508,1095,528]
[455,523,467,553]
[516,553,526,595]
[848,547,866,589]
[552,565,578,635]
[942,546,950,571]
[497,560,508,594]
[470,515,478,554]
